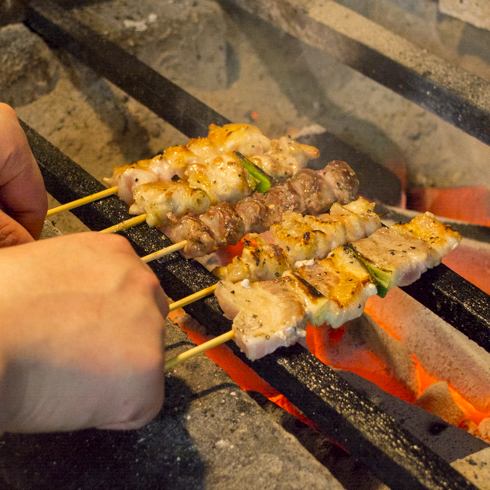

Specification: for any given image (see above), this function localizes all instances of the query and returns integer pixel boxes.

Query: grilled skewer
[98,160,359,261]
[161,213,460,368]
[47,123,318,216]
[162,160,359,257]
[215,197,381,283]
[109,123,319,206]
[214,213,461,360]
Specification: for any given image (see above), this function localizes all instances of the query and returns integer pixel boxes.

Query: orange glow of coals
[411,355,489,427]
[169,307,488,436]
[306,323,414,403]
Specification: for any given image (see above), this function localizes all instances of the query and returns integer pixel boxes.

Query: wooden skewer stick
[99,214,147,234]
[47,186,118,217]
[141,241,187,263]
[168,284,218,312]
[164,330,234,371]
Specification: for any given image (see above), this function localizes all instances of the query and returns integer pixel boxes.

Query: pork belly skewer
[47,123,318,216]
[162,212,461,369]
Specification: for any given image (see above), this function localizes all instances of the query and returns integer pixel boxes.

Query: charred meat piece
[199,202,246,250]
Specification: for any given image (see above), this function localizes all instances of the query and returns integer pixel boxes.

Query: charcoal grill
[2,1,489,488]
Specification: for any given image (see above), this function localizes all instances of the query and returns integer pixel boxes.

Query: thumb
[0,209,34,248]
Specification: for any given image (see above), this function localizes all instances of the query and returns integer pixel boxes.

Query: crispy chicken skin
[108,123,319,207]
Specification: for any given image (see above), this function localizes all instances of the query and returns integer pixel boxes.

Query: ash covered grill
[1,1,489,488]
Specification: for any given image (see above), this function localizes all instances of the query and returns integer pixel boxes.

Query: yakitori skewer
[47,186,118,217]
[140,241,188,263]
[164,331,234,371]
[46,123,320,219]
[99,214,147,234]
[98,161,360,269]
[164,212,461,369]
[167,284,217,312]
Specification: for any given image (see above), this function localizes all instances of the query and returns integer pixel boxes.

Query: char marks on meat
[199,202,245,249]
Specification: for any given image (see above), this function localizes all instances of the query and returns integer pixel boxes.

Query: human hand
[0,103,47,246]
[0,232,168,433]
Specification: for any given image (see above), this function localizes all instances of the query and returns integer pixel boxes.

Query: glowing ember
[408,186,490,227]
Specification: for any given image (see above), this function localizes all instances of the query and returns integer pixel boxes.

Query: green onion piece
[235,151,272,193]
[348,245,393,298]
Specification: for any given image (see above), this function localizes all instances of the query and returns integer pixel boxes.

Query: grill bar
[26,121,476,489]
[26,0,229,138]
[226,0,490,145]
[402,265,490,351]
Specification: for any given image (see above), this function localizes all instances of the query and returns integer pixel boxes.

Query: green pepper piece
[235,151,272,193]
[348,245,393,298]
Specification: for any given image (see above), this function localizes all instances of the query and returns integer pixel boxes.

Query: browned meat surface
[162,216,215,258]
[321,160,359,204]
[235,194,269,233]
[199,202,245,249]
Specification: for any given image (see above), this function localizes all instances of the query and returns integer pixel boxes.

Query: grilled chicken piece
[109,123,320,205]
[199,202,245,250]
[107,148,198,204]
[235,194,270,234]
[295,247,377,327]
[185,154,253,204]
[352,227,433,288]
[215,279,307,361]
[215,234,289,282]
[260,182,303,228]
[207,123,271,155]
[270,212,337,264]
[392,213,460,265]
[251,136,319,179]
[108,123,269,199]
[217,197,381,282]
[162,216,215,258]
[288,168,335,215]
[107,159,158,204]
[352,212,461,291]
[131,181,211,226]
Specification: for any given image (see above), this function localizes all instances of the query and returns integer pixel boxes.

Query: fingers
[0,209,34,247]
[0,104,47,239]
